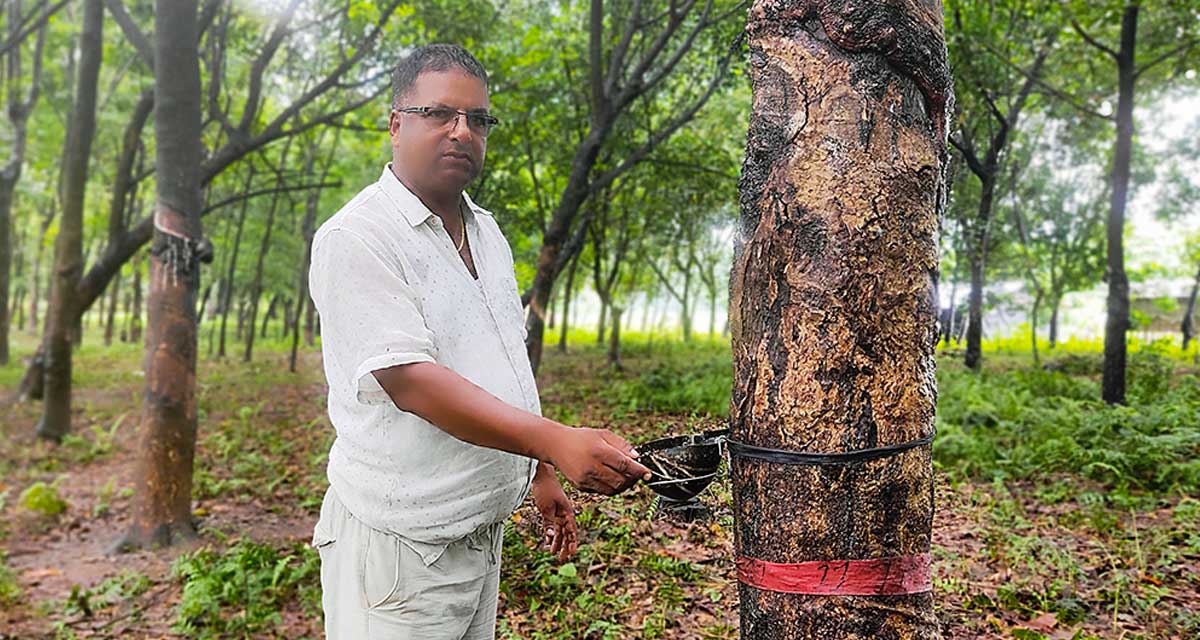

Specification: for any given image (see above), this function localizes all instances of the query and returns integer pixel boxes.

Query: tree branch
[1135,38,1198,79]
[201,179,340,216]
[0,0,69,58]
[590,29,738,196]
[604,0,643,98]
[237,0,303,133]
[1071,19,1119,60]
[983,41,1111,122]
[102,0,154,71]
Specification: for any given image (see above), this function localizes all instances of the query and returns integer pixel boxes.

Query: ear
[388,109,401,138]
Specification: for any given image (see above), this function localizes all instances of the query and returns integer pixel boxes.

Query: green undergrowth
[171,538,322,639]
[936,349,1200,496]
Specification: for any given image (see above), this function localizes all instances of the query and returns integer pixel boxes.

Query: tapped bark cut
[730,1,952,637]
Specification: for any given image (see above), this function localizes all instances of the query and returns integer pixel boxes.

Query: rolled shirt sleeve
[309,226,437,405]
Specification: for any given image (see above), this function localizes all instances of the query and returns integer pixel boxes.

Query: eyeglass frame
[393,106,501,137]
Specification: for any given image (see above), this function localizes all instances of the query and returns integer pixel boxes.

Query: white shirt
[309,165,540,564]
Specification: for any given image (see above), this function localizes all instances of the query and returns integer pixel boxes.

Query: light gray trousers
[312,488,503,639]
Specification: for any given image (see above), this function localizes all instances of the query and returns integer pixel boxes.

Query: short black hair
[391,44,488,109]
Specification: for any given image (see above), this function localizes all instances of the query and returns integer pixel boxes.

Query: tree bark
[244,191,281,363]
[1182,262,1199,350]
[962,177,992,371]
[558,252,580,353]
[1049,291,1061,349]
[118,0,206,550]
[731,2,951,637]
[607,305,623,369]
[1101,4,1137,405]
[290,153,327,372]
[0,4,47,365]
[218,173,252,359]
[128,252,143,343]
[37,0,103,441]
[1030,288,1042,366]
[103,271,121,345]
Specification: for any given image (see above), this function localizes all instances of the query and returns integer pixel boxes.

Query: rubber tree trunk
[243,193,280,363]
[128,253,143,342]
[1101,4,1137,406]
[962,176,993,371]
[558,253,579,353]
[103,271,121,345]
[730,1,951,637]
[1182,263,1199,350]
[607,305,623,369]
[119,0,206,550]
[1030,288,1042,366]
[290,192,320,372]
[37,0,103,441]
[218,184,250,359]
[596,300,607,345]
[1048,291,1061,349]
[0,3,46,366]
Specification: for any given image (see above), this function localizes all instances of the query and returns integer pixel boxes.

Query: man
[308,44,652,639]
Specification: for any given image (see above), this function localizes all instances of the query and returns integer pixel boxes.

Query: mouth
[442,152,474,167]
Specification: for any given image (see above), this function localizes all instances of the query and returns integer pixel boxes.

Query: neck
[390,164,462,218]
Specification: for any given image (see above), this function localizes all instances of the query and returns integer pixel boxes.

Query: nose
[447,113,474,142]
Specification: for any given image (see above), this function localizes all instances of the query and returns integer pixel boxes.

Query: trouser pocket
[362,525,405,609]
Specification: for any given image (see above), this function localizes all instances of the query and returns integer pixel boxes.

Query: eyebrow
[429,101,491,113]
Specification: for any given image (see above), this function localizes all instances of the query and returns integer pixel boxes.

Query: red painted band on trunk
[736,553,932,596]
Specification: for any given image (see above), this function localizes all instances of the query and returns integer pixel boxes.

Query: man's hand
[372,362,651,495]
[542,425,652,496]
[531,463,577,562]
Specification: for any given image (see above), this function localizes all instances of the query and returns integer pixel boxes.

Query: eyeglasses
[394,106,500,137]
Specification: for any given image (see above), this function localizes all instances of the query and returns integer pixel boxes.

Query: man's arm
[372,362,651,495]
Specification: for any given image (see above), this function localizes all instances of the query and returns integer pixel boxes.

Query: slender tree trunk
[1049,290,1062,349]
[28,203,54,334]
[14,287,26,332]
[37,0,103,441]
[103,270,121,345]
[1180,263,1199,350]
[1102,4,1137,405]
[558,253,579,353]
[708,286,718,338]
[607,305,622,369]
[0,4,47,365]
[129,253,143,342]
[942,278,957,346]
[1030,288,1042,366]
[731,2,951,637]
[596,299,607,345]
[963,177,994,371]
[196,283,213,330]
[0,183,12,365]
[291,161,324,371]
[259,292,278,340]
[244,193,280,363]
[303,289,315,346]
[119,0,206,550]
[219,183,250,359]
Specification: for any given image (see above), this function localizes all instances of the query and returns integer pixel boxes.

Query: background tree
[37,0,103,441]
[0,0,49,365]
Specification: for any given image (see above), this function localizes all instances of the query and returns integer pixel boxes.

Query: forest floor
[0,329,1197,639]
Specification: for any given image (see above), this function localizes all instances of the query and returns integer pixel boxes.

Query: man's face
[389,69,489,197]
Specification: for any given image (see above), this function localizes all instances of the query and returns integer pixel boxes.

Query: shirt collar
[378,164,491,227]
